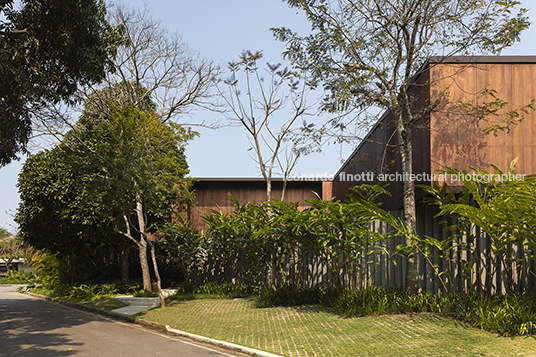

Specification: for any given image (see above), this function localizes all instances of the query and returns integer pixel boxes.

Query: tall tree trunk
[280,179,287,202]
[148,239,165,308]
[135,198,153,291]
[399,128,420,294]
[138,238,152,291]
[120,211,152,291]
[266,178,272,201]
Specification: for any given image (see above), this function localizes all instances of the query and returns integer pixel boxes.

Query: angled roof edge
[429,55,536,64]
[333,107,391,180]
[194,177,327,182]
[333,55,536,180]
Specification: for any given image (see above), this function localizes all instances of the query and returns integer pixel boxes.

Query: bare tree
[31,3,221,145]
[221,50,314,201]
[274,0,530,293]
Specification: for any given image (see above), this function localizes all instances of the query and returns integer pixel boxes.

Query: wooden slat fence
[194,205,536,294]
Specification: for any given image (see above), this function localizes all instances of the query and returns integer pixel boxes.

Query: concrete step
[113,295,159,307]
[112,289,178,307]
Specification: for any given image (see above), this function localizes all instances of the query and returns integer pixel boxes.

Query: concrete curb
[24,292,138,325]
[165,326,282,357]
[23,291,282,357]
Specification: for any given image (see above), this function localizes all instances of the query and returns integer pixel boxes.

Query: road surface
[0,284,246,357]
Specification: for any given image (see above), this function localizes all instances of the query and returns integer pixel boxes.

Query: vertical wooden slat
[432,208,445,294]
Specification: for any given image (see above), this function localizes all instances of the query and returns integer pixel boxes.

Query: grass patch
[255,285,536,337]
[133,291,159,297]
[76,298,127,311]
[138,297,536,357]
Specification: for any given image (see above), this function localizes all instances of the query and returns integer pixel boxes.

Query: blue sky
[1,0,535,232]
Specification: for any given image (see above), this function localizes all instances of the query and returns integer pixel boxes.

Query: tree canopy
[274,0,529,117]
[16,89,194,285]
[273,0,530,293]
[16,145,119,251]
[31,4,221,147]
[0,0,124,166]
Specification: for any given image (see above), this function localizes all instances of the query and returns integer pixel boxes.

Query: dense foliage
[16,103,193,285]
[22,163,536,335]
[0,0,124,166]
[420,161,536,295]
[273,0,530,295]
[163,185,403,289]
[156,161,536,335]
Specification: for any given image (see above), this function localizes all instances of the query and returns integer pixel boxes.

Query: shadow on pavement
[0,286,99,356]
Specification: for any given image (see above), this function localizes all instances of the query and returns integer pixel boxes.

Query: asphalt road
[0,285,245,357]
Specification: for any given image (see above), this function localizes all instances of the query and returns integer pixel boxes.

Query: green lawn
[76,298,126,311]
[137,297,536,357]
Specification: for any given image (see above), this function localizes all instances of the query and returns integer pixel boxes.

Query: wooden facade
[190,57,536,215]
[188,178,332,230]
[332,56,536,209]
[429,57,536,180]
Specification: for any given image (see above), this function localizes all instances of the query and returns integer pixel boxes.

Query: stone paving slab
[112,305,158,315]
[111,289,178,315]
[112,295,160,307]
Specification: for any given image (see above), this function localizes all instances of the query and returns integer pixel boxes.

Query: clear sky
[1,0,535,233]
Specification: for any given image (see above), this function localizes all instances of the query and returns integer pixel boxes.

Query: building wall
[188,179,329,230]
[332,57,536,209]
[332,65,431,210]
[187,58,536,293]
[430,61,536,180]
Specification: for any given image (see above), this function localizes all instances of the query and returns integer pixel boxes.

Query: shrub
[442,292,536,336]
[194,282,257,297]
[332,286,448,317]
[332,287,536,336]
[0,270,34,284]
[253,284,536,336]
[253,284,339,308]
[134,290,159,297]
[29,281,143,300]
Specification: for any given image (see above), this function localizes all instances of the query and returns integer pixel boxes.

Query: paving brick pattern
[138,298,536,357]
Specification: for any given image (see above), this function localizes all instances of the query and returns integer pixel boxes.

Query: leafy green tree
[67,105,194,301]
[0,230,25,273]
[16,146,129,283]
[0,229,11,239]
[0,0,124,166]
[31,4,220,146]
[273,0,529,293]
[17,102,194,298]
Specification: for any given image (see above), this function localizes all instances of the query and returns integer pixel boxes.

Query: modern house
[0,258,31,277]
[332,56,536,207]
[189,56,536,292]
